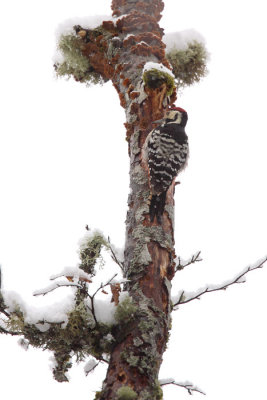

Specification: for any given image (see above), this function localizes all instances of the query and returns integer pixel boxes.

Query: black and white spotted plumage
[143,107,189,223]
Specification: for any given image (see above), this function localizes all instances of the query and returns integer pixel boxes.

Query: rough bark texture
[78,1,178,398]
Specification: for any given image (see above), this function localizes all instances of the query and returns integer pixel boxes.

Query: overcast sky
[0,1,267,399]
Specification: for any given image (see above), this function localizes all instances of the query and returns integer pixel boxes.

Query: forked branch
[175,251,202,271]
[173,256,267,309]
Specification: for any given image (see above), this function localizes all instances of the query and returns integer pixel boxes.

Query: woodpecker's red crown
[169,106,187,113]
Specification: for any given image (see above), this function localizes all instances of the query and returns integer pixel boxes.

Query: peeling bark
[77,1,178,398]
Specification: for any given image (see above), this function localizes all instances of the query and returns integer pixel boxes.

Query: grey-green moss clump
[3,293,113,382]
[55,33,103,85]
[114,296,137,323]
[116,386,137,400]
[79,232,109,275]
[166,40,208,88]
[143,68,175,96]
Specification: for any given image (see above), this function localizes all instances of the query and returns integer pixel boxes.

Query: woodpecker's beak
[152,119,164,124]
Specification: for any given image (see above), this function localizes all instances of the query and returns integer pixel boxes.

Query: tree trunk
[78,1,177,398]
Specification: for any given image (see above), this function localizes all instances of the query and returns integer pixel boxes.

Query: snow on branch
[159,378,206,396]
[163,29,206,52]
[50,266,92,283]
[33,280,82,297]
[84,358,100,376]
[173,256,267,309]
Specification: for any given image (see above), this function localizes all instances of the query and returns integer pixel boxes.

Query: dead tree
[1,1,265,399]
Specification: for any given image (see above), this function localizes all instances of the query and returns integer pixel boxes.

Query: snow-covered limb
[175,251,202,271]
[50,266,92,283]
[143,61,174,77]
[33,280,82,297]
[173,256,267,309]
[84,358,99,376]
[159,378,206,395]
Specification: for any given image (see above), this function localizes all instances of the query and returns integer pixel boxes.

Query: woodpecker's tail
[149,191,167,224]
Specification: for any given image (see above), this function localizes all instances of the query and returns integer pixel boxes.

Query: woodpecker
[143,107,189,223]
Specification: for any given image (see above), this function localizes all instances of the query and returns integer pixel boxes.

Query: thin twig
[173,256,267,308]
[0,307,10,318]
[0,325,21,336]
[160,379,206,396]
[91,273,118,299]
[88,274,118,325]
[36,319,66,326]
[175,251,202,272]
[107,236,124,272]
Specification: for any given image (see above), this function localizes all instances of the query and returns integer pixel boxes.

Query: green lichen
[116,386,137,400]
[79,232,109,275]
[135,203,149,223]
[114,296,137,324]
[133,337,143,347]
[55,33,103,85]
[67,302,95,336]
[6,309,24,332]
[130,130,141,156]
[53,351,72,382]
[119,293,165,377]
[152,381,164,400]
[1,291,114,382]
[94,391,103,400]
[124,351,139,368]
[132,164,147,185]
[128,225,173,277]
[139,381,163,400]
[143,68,175,96]
[166,40,208,88]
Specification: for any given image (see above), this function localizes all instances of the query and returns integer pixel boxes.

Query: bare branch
[107,236,124,272]
[173,256,267,309]
[88,273,118,325]
[0,307,10,318]
[91,273,118,299]
[0,324,21,336]
[160,378,206,395]
[175,251,202,272]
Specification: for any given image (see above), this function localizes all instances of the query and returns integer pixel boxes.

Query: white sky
[0,0,267,399]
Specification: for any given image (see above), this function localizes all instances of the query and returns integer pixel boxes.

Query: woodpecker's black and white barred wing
[147,124,189,195]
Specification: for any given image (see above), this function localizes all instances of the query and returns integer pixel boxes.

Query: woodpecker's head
[165,107,188,127]
[153,107,188,128]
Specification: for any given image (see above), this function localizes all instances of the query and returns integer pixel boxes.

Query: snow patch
[159,377,175,385]
[2,289,75,330]
[78,229,105,251]
[55,15,114,40]
[143,62,174,77]
[50,266,92,282]
[163,29,206,52]
[92,298,116,325]
[84,358,98,375]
